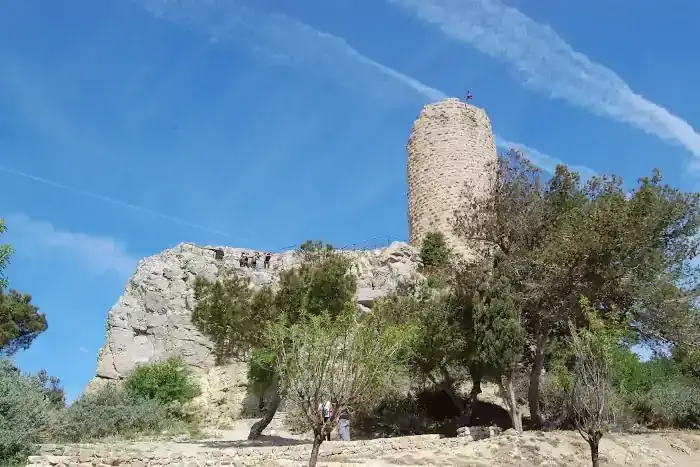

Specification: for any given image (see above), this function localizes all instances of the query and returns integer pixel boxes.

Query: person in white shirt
[322,400,332,441]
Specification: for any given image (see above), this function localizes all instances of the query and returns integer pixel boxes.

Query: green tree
[568,298,624,467]
[0,289,47,357]
[0,360,51,467]
[124,356,200,406]
[468,261,526,432]
[372,281,470,414]
[671,345,700,379]
[192,240,357,439]
[0,220,12,290]
[0,219,47,356]
[455,150,700,427]
[35,369,66,409]
[272,305,416,467]
[420,232,451,270]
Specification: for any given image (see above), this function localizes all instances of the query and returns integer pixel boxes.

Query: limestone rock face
[407,98,497,258]
[88,241,422,425]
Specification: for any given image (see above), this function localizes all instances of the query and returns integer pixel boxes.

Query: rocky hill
[87,241,423,424]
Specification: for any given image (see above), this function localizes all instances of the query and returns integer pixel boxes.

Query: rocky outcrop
[87,242,422,425]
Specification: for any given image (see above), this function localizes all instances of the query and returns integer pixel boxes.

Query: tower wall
[407,98,497,258]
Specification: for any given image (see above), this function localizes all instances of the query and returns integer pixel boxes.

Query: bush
[419,232,450,271]
[630,377,700,429]
[52,384,181,443]
[0,360,51,466]
[123,356,200,406]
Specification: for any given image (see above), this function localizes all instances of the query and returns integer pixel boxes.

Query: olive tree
[272,305,416,467]
[568,299,624,467]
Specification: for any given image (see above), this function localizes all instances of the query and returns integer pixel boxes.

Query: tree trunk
[528,335,546,429]
[587,433,601,467]
[248,375,282,440]
[308,432,323,467]
[465,377,482,425]
[428,370,465,413]
[498,376,522,432]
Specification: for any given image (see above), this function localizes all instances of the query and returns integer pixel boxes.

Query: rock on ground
[29,416,700,467]
[86,241,423,425]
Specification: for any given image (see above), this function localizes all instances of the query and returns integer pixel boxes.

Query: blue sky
[2,0,699,401]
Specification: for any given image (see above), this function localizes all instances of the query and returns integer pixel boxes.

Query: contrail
[389,0,700,163]
[135,0,595,177]
[0,165,242,240]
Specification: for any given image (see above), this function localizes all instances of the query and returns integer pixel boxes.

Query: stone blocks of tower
[407,98,497,259]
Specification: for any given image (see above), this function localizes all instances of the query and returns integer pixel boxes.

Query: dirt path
[61,415,700,466]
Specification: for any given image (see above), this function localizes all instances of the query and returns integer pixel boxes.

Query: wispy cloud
[388,0,700,162]
[79,347,89,353]
[136,0,595,177]
[4,213,138,277]
[0,165,239,239]
[137,0,446,104]
[495,136,597,180]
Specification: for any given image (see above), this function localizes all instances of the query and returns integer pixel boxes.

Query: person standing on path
[322,400,332,441]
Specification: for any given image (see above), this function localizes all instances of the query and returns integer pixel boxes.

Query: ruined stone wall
[28,434,503,466]
[407,98,497,258]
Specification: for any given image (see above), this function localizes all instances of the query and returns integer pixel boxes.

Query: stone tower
[407,98,497,258]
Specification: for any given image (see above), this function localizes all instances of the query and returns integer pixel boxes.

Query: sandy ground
[96,415,700,466]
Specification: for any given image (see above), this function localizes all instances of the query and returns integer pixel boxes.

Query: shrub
[36,369,66,409]
[52,384,178,442]
[419,232,450,271]
[0,360,50,466]
[123,356,200,406]
[631,377,700,429]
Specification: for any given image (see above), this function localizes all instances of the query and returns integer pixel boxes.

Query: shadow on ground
[185,435,310,449]
[353,387,518,439]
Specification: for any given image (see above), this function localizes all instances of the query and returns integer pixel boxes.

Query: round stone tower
[407,98,497,258]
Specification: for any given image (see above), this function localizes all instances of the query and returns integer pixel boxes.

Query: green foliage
[420,232,451,271]
[0,220,13,290]
[0,289,47,356]
[193,241,357,367]
[373,281,466,381]
[0,218,47,357]
[36,369,66,409]
[123,356,200,406]
[470,271,525,379]
[247,346,277,387]
[193,241,359,439]
[672,345,700,379]
[567,299,624,466]
[633,377,700,428]
[192,273,260,363]
[279,240,357,321]
[53,384,181,443]
[0,360,51,467]
[455,150,700,427]
[604,347,700,429]
[271,305,417,435]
